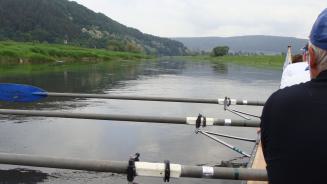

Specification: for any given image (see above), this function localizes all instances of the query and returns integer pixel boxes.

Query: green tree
[0,0,188,56]
[212,46,229,56]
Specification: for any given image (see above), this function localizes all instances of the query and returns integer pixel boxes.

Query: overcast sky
[73,0,326,39]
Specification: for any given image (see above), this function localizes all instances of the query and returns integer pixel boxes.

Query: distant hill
[0,0,187,56]
[173,35,308,54]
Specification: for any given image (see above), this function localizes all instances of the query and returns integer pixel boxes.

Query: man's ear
[309,47,317,68]
[308,46,320,79]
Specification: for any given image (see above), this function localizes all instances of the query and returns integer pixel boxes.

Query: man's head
[309,8,327,79]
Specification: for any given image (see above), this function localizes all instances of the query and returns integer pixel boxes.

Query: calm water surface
[0,59,281,184]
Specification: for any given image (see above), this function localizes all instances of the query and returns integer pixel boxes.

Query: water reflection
[212,62,229,74]
[0,168,48,184]
[0,59,281,184]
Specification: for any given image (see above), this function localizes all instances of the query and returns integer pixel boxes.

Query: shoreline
[0,41,151,64]
[172,55,285,70]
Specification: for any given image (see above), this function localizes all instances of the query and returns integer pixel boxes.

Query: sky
[73,0,326,39]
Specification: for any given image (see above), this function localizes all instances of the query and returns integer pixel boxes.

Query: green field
[0,41,150,64]
[179,55,285,69]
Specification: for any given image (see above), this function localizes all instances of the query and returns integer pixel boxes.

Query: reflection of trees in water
[0,114,29,124]
[0,168,48,184]
[157,60,186,71]
[0,60,186,111]
[212,62,228,74]
[140,60,185,76]
[0,61,142,110]
[0,61,141,93]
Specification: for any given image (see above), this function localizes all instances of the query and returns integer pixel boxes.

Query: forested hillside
[0,0,187,55]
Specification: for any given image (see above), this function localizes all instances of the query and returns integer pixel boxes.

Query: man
[261,8,327,184]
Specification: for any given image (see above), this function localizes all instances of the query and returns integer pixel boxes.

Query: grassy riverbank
[179,55,285,69]
[0,41,150,64]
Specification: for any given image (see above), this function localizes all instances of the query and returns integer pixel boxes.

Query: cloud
[73,0,326,38]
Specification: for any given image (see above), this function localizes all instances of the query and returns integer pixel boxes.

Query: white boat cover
[280,62,310,89]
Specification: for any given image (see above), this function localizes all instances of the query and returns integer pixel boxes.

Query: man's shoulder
[275,80,310,97]
[266,81,310,107]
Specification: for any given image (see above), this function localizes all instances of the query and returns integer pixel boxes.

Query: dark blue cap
[310,8,327,50]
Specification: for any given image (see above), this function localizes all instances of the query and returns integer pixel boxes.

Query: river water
[0,59,281,184]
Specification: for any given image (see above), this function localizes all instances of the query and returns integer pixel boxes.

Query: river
[0,58,281,184]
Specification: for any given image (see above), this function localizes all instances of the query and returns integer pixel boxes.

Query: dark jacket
[261,70,327,184]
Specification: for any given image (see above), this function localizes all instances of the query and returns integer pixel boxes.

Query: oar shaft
[181,166,267,180]
[236,100,265,106]
[0,152,126,173]
[0,109,260,127]
[0,152,268,181]
[213,119,260,127]
[44,92,218,104]
[0,109,185,124]
[36,92,265,106]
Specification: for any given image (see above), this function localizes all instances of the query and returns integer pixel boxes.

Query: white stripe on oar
[218,98,225,104]
[202,166,214,177]
[217,98,236,105]
[224,119,232,126]
[186,117,214,126]
[135,162,182,177]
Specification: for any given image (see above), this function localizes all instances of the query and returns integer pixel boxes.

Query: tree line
[0,0,187,56]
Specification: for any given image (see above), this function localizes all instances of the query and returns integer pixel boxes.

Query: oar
[0,109,261,127]
[0,152,268,181]
[0,83,266,106]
